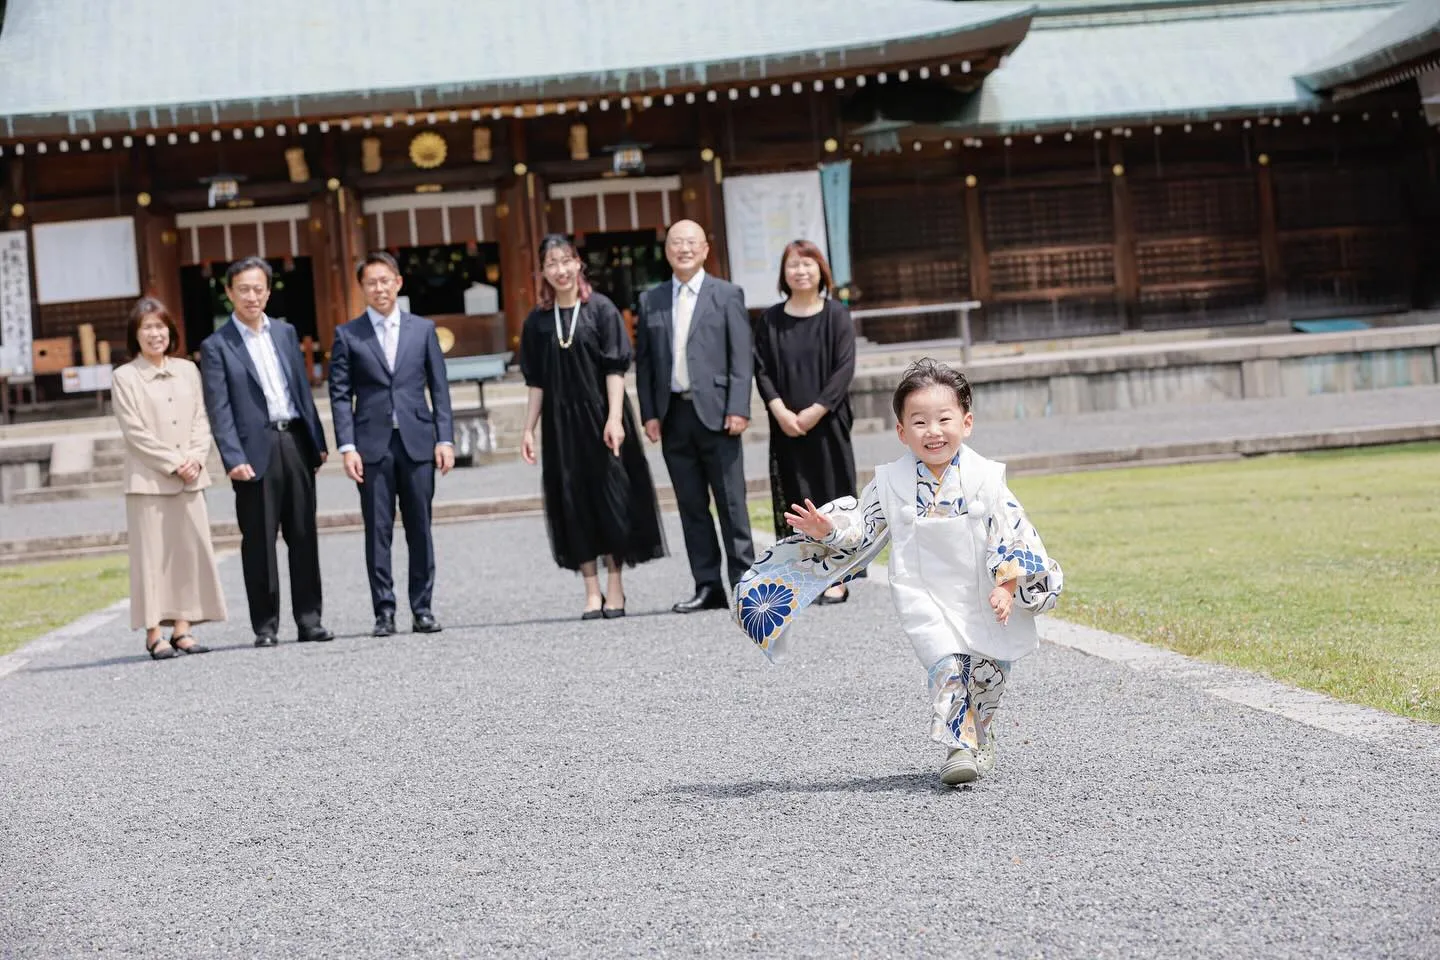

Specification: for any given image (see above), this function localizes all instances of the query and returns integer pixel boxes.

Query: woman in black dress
[520,235,666,619]
[753,239,858,603]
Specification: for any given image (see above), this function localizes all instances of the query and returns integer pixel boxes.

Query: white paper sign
[722,171,829,309]
[61,364,115,393]
[31,216,141,305]
[0,230,33,374]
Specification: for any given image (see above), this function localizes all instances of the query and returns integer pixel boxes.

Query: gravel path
[4,385,1440,543]
[1,514,1436,957]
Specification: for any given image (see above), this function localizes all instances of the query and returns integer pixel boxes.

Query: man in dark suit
[328,251,454,637]
[635,219,756,613]
[200,256,333,647]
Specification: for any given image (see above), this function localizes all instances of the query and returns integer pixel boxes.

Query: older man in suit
[635,219,756,613]
[200,256,333,647]
[329,252,454,637]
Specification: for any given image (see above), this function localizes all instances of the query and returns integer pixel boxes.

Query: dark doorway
[577,230,670,315]
[179,257,317,352]
[391,243,504,317]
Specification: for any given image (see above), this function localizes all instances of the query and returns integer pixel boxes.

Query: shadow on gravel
[21,640,346,673]
[447,609,675,631]
[663,772,953,798]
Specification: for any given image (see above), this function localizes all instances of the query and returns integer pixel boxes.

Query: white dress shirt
[670,269,705,393]
[235,314,298,423]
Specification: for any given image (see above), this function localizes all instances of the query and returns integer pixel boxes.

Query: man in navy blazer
[200,256,333,647]
[329,251,454,637]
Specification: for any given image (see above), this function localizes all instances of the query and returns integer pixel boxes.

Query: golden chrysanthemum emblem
[409,132,448,169]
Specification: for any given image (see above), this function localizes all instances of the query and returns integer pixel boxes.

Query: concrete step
[11,481,122,504]
[93,449,126,468]
[48,467,124,486]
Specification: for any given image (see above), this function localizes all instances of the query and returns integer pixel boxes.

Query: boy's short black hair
[892,358,973,420]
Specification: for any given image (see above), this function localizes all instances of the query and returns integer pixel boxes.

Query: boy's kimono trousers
[734,444,1063,752]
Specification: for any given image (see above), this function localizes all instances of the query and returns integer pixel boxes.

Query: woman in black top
[753,239,858,603]
[519,235,666,619]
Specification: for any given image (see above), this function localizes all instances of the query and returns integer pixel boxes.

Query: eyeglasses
[666,239,705,251]
[230,284,269,296]
[362,277,399,290]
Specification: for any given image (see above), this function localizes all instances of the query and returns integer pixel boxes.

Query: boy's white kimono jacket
[734,444,1062,666]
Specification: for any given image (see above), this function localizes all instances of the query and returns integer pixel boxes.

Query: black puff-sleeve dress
[753,299,858,539]
[519,293,667,570]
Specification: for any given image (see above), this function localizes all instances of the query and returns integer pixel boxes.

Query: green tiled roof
[1296,0,1440,91]
[943,1,1397,132]
[0,0,1033,138]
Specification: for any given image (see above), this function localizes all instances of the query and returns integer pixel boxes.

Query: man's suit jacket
[200,317,327,477]
[634,274,753,433]
[328,311,454,463]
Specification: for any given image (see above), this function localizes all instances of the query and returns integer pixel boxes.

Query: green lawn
[0,555,130,658]
[753,443,1440,722]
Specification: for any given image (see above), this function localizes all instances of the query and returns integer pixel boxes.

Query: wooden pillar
[1109,138,1140,329]
[1255,161,1285,322]
[964,177,991,303]
[497,171,546,352]
[308,194,342,352]
[681,158,729,278]
[135,209,185,352]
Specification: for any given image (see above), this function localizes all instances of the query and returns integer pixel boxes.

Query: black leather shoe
[298,626,335,643]
[412,613,443,634]
[253,634,278,648]
[672,585,728,614]
[373,614,396,637]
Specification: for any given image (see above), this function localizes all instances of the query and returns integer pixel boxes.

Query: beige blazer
[112,356,213,495]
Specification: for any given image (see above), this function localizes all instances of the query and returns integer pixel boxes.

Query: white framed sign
[31,216,141,305]
[722,170,829,309]
[0,230,34,374]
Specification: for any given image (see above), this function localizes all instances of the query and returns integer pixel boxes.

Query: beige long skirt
[126,492,228,630]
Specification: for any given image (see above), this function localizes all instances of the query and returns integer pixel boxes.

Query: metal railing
[849,301,982,363]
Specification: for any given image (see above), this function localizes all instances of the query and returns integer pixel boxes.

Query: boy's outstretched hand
[989,584,1016,625]
[784,499,834,540]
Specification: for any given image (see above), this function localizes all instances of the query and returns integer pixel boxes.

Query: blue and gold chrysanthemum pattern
[739,580,796,648]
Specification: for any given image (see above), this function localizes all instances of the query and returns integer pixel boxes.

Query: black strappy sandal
[170,633,210,655]
[146,637,178,661]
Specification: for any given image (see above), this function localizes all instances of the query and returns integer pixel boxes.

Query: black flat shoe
[373,614,396,637]
[816,586,850,606]
[253,634,279,648]
[170,633,209,654]
[298,626,335,643]
[672,585,727,614]
[146,637,178,661]
[412,613,443,634]
[602,603,626,619]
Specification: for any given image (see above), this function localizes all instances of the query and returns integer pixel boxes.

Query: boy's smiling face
[896,383,974,470]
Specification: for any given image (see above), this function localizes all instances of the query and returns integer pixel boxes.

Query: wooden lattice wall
[981,182,1119,341]
[850,183,969,341]
[1131,175,1266,329]
[1273,166,1411,317]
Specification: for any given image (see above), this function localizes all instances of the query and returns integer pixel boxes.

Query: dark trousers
[661,394,754,590]
[233,428,323,637]
[357,429,436,617]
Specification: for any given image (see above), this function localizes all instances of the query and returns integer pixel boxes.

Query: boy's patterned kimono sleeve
[821,478,887,554]
[983,482,1064,613]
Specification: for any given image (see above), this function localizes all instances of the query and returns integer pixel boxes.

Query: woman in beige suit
[112,296,227,660]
